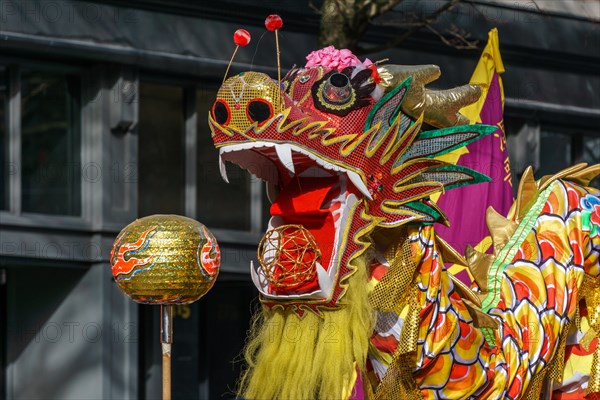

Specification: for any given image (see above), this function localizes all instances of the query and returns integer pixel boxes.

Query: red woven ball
[233,29,251,47]
[265,14,283,31]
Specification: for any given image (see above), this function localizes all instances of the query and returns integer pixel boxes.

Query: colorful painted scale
[368,179,600,399]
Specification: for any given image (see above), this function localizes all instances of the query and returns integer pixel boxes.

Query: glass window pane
[196,87,251,231]
[199,281,256,399]
[5,265,92,399]
[138,83,185,216]
[21,69,81,216]
[0,66,7,210]
[539,130,571,177]
[583,134,600,189]
[583,135,600,164]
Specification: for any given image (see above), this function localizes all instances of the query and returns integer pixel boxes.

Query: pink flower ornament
[305,46,372,70]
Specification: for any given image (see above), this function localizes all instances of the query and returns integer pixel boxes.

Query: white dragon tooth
[275,144,295,174]
[219,154,229,183]
[316,261,334,295]
[347,171,373,200]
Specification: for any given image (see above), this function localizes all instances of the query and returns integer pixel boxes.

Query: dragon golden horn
[378,64,481,128]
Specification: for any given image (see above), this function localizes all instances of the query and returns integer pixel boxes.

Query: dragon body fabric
[208,47,600,399]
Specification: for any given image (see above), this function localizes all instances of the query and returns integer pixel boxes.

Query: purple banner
[435,73,513,258]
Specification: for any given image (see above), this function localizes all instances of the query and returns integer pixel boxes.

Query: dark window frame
[0,268,5,400]
[505,103,600,189]
[138,72,266,240]
[0,57,89,228]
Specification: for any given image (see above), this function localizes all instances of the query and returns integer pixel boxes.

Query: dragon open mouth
[209,69,490,309]
[219,141,362,301]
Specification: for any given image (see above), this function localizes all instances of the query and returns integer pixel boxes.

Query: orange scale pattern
[368,181,600,398]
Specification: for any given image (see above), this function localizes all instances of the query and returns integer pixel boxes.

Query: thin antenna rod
[223,46,239,84]
[265,15,283,84]
[224,29,252,84]
[275,30,281,84]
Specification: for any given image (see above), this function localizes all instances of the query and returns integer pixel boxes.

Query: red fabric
[270,177,338,293]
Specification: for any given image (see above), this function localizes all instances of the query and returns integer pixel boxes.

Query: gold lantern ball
[110,215,220,305]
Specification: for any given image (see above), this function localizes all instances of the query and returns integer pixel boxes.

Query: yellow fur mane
[238,256,375,399]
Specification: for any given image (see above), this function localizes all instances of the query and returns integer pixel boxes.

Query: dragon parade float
[206,16,600,400]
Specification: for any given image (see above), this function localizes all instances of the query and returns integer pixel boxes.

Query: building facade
[1,1,599,399]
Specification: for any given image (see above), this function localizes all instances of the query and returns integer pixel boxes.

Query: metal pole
[161,305,173,400]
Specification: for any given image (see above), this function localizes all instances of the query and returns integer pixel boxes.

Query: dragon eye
[323,73,351,104]
[246,99,273,125]
[212,100,230,125]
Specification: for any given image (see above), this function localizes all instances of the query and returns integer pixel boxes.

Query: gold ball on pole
[110,214,220,304]
[110,214,221,400]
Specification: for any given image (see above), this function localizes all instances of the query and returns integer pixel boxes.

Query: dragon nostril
[212,100,230,125]
[323,73,351,104]
[247,99,274,125]
[329,73,349,88]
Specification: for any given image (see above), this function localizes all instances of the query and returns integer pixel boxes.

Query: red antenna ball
[233,29,251,47]
[265,14,283,31]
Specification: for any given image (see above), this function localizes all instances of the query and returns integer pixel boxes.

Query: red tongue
[269,178,337,293]
[270,177,337,217]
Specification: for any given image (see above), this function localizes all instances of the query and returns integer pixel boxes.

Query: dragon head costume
[208,46,600,399]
